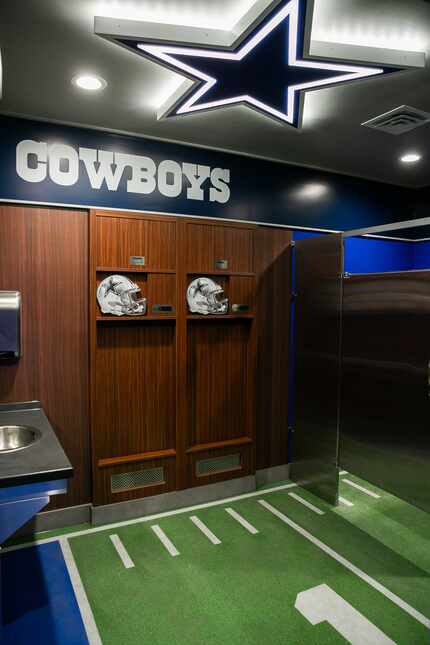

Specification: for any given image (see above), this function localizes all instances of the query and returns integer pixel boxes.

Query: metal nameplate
[232,304,249,313]
[214,259,228,270]
[152,304,175,314]
[129,256,145,266]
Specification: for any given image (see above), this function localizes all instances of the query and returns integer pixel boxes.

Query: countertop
[0,401,73,488]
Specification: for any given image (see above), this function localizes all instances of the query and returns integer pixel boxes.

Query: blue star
[118,0,400,127]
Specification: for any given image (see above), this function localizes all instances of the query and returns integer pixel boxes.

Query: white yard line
[3,482,298,553]
[190,516,221,545]
[338,496,354,507]
[258,499,430,629]
[288,492,325,515]
[151,525,180,557]
[59,538,103,645]
[225,508,259,534]
[342,479,381,499]
[339,470,348,476]
[109,534,135,569]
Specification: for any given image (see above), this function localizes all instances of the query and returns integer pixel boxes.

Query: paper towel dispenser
[0,291,22,360]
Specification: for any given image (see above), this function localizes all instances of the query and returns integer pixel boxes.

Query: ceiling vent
[362,105,430,135]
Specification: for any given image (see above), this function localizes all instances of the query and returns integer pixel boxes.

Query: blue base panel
[1,542,89,645]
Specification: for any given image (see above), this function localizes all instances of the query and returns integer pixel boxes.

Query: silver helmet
[97,275,147,316]
[187,277,228,315]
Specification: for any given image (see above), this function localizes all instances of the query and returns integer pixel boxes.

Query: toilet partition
[290,234,343,505]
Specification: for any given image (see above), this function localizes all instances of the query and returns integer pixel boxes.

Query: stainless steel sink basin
[0,425,42,453]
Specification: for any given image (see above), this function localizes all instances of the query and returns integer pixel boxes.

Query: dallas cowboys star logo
[111,0,400,128]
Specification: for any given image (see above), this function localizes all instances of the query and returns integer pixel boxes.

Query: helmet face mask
[187,277,228,315]
[97,275,147,316]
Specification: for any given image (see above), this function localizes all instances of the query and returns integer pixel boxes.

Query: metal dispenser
[0,291,22,360]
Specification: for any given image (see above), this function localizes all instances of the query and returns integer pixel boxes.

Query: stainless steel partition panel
[340,271,430,512]
[290,235,343,505]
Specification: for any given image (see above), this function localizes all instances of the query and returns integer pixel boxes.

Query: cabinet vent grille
[111,466,165,493]
[196,453,241,477]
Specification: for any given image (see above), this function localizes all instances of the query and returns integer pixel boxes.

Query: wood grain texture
[187,320,253,445]
[255,227,292,469]
[0,205,90,508]
[186,221,255,274]
[94,323,176,455]
[186,436,252,454]
[98,448,176,468]
[90,212,289,504]
[95,211,176,271]
[90,210,179,505]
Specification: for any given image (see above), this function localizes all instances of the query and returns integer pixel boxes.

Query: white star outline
[137,0,384,126]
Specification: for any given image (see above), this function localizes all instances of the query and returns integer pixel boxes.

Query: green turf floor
[66,476,430,644]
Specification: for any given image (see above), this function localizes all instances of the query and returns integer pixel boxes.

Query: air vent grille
[362,105,430,135]
[111,466,165,493]
[196,453,241,477]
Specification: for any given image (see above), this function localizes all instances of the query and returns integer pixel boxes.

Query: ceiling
[1,0,430,188]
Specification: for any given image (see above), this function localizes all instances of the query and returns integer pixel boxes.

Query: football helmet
[97,275,147,316]
[187,277,228,315]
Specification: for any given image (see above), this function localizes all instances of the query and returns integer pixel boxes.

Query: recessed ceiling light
[400,152,422,164]
[72,74,107,91]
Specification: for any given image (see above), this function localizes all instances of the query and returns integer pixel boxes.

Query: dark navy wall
[0,115,419,233]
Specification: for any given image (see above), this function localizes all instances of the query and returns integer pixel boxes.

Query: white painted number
[295,584,395,644]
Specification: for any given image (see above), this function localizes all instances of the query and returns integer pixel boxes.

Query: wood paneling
[229,276,255,313]
[214,226,254,273]
[2,204,290,512]
[0,205,90,508]
[95,211,176,271]
[93,322,176,461]
[91,211,289,504]
[255,227,292,470]
[90,210,179,505]
[186,221,255,274]
[187,321,252,447]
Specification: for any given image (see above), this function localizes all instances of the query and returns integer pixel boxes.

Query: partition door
[340,271,430,512]
[290,235,343,505]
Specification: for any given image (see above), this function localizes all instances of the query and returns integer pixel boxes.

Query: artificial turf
[66,477,430,644]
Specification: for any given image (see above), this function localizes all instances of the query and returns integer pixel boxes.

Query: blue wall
[344,237,415,273]
[293,230,430,273]
[412,241,430,270]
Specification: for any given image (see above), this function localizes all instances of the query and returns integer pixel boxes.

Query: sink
[0,425,42,453]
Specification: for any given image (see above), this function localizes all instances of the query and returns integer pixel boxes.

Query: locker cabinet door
[186,222,254,274]
[95,214,176,270]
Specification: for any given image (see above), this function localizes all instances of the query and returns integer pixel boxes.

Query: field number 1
[295,584,395,644]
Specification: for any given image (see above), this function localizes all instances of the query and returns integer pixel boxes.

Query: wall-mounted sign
[104,0,402,128]
[15,138,230,205]
[0,115,417,232]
